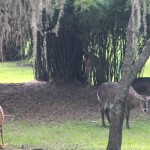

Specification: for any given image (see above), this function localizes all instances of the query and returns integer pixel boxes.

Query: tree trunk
[106,0,150,149]
[106,84,129,150]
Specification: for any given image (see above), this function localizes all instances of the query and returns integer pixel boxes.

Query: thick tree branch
[130,39,150,78]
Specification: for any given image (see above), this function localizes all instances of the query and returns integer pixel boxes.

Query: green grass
[143,57,150,76]
[0,60,34,83]
[4,118,150,149]
[122,117,150,150]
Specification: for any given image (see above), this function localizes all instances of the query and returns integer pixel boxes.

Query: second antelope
[97,82,150,128]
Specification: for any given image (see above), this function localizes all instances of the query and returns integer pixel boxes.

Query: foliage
[33,0,132,83]
[0,0,149,84]
[0,0,65,61]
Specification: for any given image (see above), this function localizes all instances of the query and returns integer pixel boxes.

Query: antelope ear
[147,96,150,101]
[135,93,144,101]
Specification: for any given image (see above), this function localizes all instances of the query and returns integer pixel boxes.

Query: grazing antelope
[97,82,150,128]
[0,106,4,146]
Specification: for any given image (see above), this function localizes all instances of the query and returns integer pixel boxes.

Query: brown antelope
[97,82,150,128]
[0,106,4,146]
[83,51,104,85]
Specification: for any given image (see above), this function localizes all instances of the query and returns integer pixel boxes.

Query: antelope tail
[97,90,101,106]
[97,90,100,102]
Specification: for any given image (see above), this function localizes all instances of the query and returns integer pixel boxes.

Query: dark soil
[0,80,99,123]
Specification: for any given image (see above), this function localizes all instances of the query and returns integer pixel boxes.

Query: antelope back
[97,82,119,110]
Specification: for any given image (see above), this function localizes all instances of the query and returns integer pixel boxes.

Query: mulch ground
[0,80,99,123]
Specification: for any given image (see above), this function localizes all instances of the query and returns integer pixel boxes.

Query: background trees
[1,0,146,84]
[36,0,131,83]
[1,0,149,84]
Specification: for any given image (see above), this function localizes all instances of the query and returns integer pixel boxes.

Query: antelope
[0,106,4,146]
[97,82,150,128]
[83,51,104,85]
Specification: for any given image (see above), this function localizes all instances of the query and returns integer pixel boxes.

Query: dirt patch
[1,80,149,123]
[0,80,99,123]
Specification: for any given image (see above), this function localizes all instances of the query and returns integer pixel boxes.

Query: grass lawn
[143,57,150,76]
[0,60,34,83]
[4,118,150,149]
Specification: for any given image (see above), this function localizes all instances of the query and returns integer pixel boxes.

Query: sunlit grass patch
[0,60,34,83]
[143,57,150,77]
